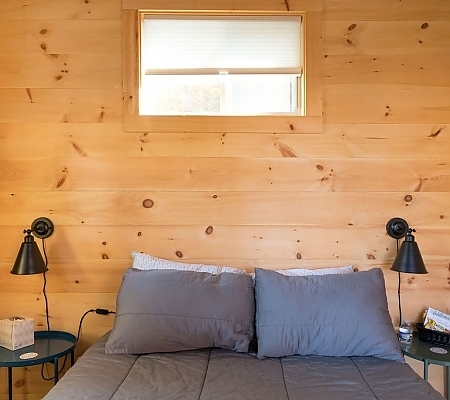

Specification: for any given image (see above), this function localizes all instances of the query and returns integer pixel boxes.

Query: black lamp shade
[390,233,428,274]
[11,234,48,275]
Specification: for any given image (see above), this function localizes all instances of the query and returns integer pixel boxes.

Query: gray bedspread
[44,333,444,400]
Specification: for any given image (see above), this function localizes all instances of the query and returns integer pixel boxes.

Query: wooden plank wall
[0,0,449,398]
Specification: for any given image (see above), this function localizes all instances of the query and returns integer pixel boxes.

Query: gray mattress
[44,333,443,400]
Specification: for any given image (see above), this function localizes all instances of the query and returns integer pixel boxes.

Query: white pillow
[249,265,354,280]
[131,252,247,275]
[275,265,354,276]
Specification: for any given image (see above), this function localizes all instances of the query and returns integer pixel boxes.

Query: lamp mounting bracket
[386,217,409,240]
[31,217,54,239]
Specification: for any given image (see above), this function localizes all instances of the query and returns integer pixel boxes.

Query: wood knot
[142,199,154,208]
[205,226,214,235]
[40,29,48,35]
[15,379,25,388]
[316,164,324,170]
[404,194,413,202]
[102,254,109,259]
[175,251,183,258]
[421,22,429,29]
[347,23,357,31]
[296,253,302,259]
[367,254,375,260]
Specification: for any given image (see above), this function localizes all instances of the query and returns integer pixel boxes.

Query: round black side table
[0,330,76,400]
[400,333,450,400]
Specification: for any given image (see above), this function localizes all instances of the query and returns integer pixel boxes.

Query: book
[423,307,450,333]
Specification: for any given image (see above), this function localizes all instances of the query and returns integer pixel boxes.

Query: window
[140,15,303,116]
[122,0,322,133]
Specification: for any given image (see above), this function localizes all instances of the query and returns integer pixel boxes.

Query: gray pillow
[254,268,403,362]
[105,268,255,354]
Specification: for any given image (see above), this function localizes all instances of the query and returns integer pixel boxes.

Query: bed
[43,254,444,399]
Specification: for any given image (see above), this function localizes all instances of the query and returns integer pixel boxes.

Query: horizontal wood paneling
[1,123,449,158]
[0,89,121,123]
[323,0,450,21]
[324,21,450,56]
[325,88,450,124]
[0,54,121,88]
[123,0,322,12]
[0,21,121,55]
[324,55,450,88]
[0,0,449,397]
[1,157,450,191]
[0,0,121,20]
[2,226,450,265]
[1,191,449,226]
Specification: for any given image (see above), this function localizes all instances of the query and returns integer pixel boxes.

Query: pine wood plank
[0,157,449,192]
[0,21,121,56]
[1,123,449,158]
[1,191,449,227]
[0,0,121,20]
[0,89,121,123]
[0,54,121,89]
[325,88,450,124]
[324,55,450,88]
[324,21,450,56]
[123,0,322,12]
[3,226,449,269]
[323,0,450,21]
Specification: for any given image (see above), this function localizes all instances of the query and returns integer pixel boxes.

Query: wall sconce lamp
[386,217,427,326]
[10,217,54,330]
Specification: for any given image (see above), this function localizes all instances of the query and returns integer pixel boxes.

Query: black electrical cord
[38,236,115,380]
[41,238,50,331]
[77,309,95,341]
[77,308,116,342]
[41,356,68,381]
[40,308,115,381]
[396,238,402,328]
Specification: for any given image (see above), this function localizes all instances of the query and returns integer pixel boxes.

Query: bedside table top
[0,330,76,367]
[400,332,450,367]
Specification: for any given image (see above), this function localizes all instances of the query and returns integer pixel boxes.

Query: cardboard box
[0,317,34,351]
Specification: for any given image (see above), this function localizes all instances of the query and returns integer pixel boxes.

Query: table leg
[445,366,449,400]
[7,367,12,400]
[54,358,59,384]
[424,360,429,381]
[71,350,75,366]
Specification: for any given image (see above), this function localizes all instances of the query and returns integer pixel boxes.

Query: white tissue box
[0,317,34,350]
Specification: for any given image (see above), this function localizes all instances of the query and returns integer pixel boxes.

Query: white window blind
[139,14,303,116]
[141,15,302,74]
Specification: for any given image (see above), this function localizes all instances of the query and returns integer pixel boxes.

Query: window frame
[122,0,322,133]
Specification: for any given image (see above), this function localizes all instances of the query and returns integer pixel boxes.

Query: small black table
[0,330,76,400]
[400,333,450,400]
